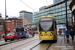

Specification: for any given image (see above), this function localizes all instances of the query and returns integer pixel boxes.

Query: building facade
[53,0,63,3]
[33,1,72,25]
[20,11,33,25]
[69,0,75,27]
[19,17,32,26]
[54,0,70,3]
[8,18,23,28]
[0,19,13,35]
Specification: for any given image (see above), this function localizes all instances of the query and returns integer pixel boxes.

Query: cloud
[0,0,53,18]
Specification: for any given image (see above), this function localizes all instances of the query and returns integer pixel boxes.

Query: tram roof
[39,16,56,20]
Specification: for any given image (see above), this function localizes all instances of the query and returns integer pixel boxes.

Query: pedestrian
[59,30,62,35]
[31,30,34,37]
[0,33,1,40]
[29,28,33,37]
[7,28,10,33]
[29,28,32,34]
[70,28,74,41]
[33,31,35,36]
[25,30,29,38]
[2,34,5,38]
[60,30,62,35]
[65,29,70,42]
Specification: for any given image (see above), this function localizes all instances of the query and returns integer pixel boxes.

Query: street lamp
[64,0,68,41]
[5,0,7,35]
[65,0,68,29]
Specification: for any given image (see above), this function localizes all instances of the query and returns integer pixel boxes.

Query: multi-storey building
[19,17,32,26]
[33,0,72,25]
[53,0,63,3]
[0,18,13,35]
[20,11,33,26]
[53,0,70,3]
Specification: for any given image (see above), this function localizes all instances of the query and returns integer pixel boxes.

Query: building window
[0,27,3,31]
[12,20,14,22]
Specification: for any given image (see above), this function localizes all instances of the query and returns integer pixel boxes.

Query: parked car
[5,33,19,42]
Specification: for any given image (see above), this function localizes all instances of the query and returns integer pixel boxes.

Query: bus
[38,16,57,42]
[14,27,28,38]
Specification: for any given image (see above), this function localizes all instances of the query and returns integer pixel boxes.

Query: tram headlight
[40,33,42,36]
[50,32,53,35]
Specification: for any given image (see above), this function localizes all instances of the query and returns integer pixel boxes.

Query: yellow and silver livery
[38,16,57,42]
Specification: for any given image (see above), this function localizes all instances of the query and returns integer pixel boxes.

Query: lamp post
[64,0,68,41]
[5,0,7,35]
[65,0,68,29]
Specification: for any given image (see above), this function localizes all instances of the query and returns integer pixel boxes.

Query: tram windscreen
[39,18,53,31]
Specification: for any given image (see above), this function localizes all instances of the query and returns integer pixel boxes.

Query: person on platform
[65,29,70,42]
[70,28,74,41]
[0,33,1,39]
[59,30,62,35]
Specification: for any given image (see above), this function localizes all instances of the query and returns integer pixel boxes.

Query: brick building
[8,18,23,28]
[0,19,13,34]
[0,13,13,35]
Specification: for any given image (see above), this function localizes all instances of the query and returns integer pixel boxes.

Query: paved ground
[0,34,38,46]
[0,34,75,50]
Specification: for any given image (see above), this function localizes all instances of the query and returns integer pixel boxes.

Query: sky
[0,0,53,18]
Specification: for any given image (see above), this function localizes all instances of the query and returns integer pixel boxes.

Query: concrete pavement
[0,34,75,50]
[0,34,38,46]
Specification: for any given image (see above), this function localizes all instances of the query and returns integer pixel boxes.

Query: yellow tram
[38,16,57,42]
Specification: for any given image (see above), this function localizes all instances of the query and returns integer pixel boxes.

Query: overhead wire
[20,0,49,12]
[46,0,48,5]
[20,0,35,12]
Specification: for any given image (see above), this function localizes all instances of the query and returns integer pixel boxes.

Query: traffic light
[6,15,8,17]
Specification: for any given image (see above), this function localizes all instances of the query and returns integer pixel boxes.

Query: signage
[57,25,65,27]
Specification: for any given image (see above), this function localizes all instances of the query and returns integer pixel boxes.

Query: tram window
[55,21,56,29]
[0,27,3,31]
[39,24,43,31]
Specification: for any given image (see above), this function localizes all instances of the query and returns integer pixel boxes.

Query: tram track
[11,38,40,50]
[46,43,52,50]
[30,41,53,50]
[0,37,39,50]
[0,37,31,46]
